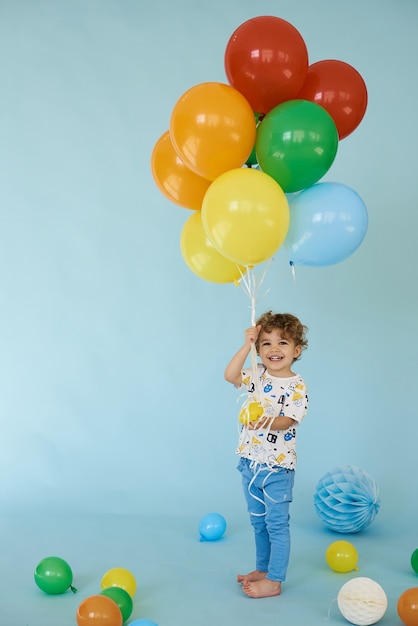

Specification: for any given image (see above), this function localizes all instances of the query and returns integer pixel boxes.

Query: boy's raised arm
[224,325,260,386]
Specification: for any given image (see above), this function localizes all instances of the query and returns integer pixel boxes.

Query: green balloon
[245,112,264,167]
[34,556,74,595]
[246,144,258,167]
[256,99,338,193]
[411,548,418,574]
[101,586,133,622]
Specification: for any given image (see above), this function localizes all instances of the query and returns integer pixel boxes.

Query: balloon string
[289,261,297,284]
[247,464,268,516]
[250,343,259,399]
[238,262,272,400]
[238,261,271,323]
[325,598,337,621]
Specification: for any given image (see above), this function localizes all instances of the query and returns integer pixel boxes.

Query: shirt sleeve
[237,367,251,390]
[280,378,309,424]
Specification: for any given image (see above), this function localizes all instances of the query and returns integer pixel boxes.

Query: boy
[224,311,308,598]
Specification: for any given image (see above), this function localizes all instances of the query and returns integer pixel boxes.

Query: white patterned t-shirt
[236,364,308,469]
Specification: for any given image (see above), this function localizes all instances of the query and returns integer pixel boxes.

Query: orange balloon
[180,210,246,283]
[151,131,211,210]
[76,595,123,626]
[170,82,256,181]
[398,588,418,626]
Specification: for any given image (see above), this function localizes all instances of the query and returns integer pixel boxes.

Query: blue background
[0,1,417,624]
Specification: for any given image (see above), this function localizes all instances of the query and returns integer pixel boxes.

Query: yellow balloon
[180,211,246,283]
[325,540,359,573]
[100,567,136,598]
[170,82,256,181]
[201,168,290,266]
[239,401,264,424]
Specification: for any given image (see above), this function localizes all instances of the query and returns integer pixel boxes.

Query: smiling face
[257,327,302,378]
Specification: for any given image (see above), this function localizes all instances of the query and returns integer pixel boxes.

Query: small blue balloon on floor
[199,512,227,541]
[129,620,158,626]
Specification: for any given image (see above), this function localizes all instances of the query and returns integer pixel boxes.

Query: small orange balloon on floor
[398,588,418,626]
[76,594,122,626]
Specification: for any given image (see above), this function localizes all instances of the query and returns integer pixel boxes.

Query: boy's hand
[247,415,271,430]
[244,324,261,347]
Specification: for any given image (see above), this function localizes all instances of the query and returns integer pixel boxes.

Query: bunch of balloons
[151,15,369,283]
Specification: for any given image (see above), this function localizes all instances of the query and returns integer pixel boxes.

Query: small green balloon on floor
[101,586,133,622]
[411,548,418,574]
[34,556,76,594]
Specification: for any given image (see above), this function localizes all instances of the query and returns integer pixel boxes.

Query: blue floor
[3,500,417,626]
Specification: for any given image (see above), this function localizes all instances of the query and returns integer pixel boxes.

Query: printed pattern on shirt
[236,364,308,469]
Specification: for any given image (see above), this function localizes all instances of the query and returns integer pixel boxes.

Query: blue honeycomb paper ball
[314,466,380,533]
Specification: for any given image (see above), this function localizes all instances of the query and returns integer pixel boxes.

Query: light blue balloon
[314,465,380,533]
[199,512,227,541]
[129,620,158,626]
[285,182,368,267]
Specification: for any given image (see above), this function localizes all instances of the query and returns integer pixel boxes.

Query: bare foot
[237,570,266,584]
[242,578,282,598]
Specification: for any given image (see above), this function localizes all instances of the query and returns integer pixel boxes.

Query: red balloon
[398,588,418,626]
[297,59,368,139]
[224,15,308,114]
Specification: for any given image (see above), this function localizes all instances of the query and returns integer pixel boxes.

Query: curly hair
[255,310,308,360]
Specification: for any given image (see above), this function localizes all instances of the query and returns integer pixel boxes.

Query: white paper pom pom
[337,577,387,625]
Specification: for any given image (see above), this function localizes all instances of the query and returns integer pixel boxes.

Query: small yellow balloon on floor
[326,540,359,573]
[100,567,136,598]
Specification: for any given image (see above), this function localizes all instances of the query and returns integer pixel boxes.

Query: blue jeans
[237,456,295,582]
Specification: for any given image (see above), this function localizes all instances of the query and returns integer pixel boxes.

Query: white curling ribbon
[238,393,275,428]
[238,262,272,403]
[289,260,297,284]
